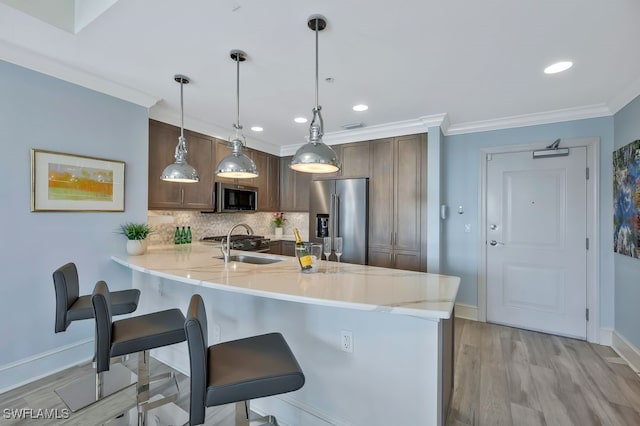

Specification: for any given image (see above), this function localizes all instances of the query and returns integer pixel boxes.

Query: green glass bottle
[174,227,181,245]
[180,226,187,244]
[186,226,192,244]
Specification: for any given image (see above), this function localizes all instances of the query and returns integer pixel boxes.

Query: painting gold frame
[31,149,125,212]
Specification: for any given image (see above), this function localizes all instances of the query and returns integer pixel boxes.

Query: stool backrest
[53,262,80,333]
[184,294,209,426]
[91,281,114,374]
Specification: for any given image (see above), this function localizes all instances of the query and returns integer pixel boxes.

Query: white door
[486,147,587,339]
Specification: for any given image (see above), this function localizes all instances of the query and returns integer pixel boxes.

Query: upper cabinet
[280,156,311,212]
[148,120,214,210]
[248,149,279,211]
[311,141,370,180]
[336,141,370,178]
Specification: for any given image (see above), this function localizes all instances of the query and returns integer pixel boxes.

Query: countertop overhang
[112,244,460,320]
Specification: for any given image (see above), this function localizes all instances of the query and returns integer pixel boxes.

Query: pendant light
[216,50,259,179]
[290,14,340,174]
[161,75,199,183]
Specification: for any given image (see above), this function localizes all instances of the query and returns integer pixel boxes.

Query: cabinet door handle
[390,232,393,245]
[181,188,184,205]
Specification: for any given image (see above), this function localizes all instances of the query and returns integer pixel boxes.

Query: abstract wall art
[31,149,125,212]
[613,140,640,258]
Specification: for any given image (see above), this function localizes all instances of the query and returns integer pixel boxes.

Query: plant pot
[274,227,283,236]
[126,239,147,256]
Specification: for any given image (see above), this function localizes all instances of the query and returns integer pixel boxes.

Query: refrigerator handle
[334,194,340,237]
[330,193,335,238]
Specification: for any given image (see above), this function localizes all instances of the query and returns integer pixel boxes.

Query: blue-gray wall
[613,94,640,348]
[442,117,615,328]
[0,60,148,389]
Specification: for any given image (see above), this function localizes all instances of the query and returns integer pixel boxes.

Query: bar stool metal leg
[236,400,279,426]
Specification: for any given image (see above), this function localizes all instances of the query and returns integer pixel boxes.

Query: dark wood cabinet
[269,240,282,255]
[337,141,371,178]
[281,240,296,256]
[249,150,279,211]
[148,120,214,210]
[271,239,295,256]
[368,134,426,271]
[311,141,370,180]
[279,156,311,212]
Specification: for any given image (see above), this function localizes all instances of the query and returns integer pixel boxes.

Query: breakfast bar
[112,244,460,426]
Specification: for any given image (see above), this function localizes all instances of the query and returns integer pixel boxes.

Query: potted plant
[272,212,286,236]
[119,222,153,255]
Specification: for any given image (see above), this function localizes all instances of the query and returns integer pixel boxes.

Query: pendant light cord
[235,54,242,132]
[314,17,319,109]
[180,79,185,139]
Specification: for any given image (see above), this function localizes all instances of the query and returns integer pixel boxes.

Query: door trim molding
[478,137,600,343]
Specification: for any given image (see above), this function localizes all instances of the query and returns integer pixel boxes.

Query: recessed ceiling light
[294,117,308,123]
[544,61,573,74]
[250,126,263,132]
[353,104,368,112]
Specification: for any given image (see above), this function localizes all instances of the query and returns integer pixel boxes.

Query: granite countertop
[112,243,460,320]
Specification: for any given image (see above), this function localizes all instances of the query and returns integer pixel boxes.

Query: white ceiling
[1,0,639,155]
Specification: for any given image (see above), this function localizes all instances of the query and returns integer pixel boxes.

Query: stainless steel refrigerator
[309,178,368,265]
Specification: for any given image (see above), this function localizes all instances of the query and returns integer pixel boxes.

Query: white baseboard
[0,338,93,394]
[599,327,613,346]
[611,330,640,373]
[454,303,479,321]
[252,394,350,426]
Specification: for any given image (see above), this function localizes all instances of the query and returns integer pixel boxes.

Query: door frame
[478,137,600,343]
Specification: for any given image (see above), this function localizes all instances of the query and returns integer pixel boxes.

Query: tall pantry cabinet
[368,134,427,272]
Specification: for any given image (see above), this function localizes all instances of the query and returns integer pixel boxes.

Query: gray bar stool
[184,294,305,426]
[53,262,141,411]
[92,280,186,426]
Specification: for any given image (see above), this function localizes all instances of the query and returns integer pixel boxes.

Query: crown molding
[280,113,448,156]
[445,104,613,136]
[608,75,640,115]
[0,39,159,108]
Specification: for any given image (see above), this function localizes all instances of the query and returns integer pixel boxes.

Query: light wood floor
[2,320,640,425]
[0,357,235,426]
[447,319,640,426]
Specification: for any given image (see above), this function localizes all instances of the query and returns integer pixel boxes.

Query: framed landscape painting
[31,149,125,212]
[613,140,640,258]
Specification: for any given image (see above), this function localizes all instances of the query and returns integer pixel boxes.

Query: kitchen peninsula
[112,244,459,426]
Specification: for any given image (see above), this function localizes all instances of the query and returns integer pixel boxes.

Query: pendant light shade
[161,75,199,183]
[216,50,259,179]
[290,14,340,174]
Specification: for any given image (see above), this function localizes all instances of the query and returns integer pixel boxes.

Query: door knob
[490,224,497,230]
[489,240,504,246]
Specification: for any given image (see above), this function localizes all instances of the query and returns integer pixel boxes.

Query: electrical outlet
[212,323,221,342]
[341,330,353,353]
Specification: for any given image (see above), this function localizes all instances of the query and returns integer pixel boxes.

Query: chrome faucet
[221,223,254,264]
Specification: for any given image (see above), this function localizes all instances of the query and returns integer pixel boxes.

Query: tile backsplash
[147,211,309,245]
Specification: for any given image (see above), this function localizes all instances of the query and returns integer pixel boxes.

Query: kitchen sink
[215,254,283,265]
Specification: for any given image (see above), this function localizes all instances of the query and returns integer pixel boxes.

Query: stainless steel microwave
[216,182,258,212]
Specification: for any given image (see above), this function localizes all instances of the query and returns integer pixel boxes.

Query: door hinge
[586,308,590,321]
[586,167,590,180]
[586,238,589,250]
[487,153,492,161]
